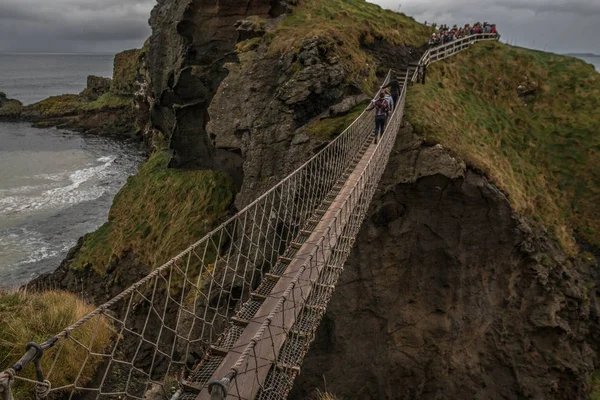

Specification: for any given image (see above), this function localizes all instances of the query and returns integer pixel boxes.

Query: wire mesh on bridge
[0,33,498,400]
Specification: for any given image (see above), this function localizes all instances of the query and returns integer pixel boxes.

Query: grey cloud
[0,0,598,55]
[0,0,153,52]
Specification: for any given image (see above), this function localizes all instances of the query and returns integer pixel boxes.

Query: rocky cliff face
[146,0,290,182]
[145,0,423,201]
[292,123,600,399]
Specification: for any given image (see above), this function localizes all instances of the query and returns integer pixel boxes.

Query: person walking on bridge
[366,92,390,144]
[383,77,401,106]
[384,88,394,112]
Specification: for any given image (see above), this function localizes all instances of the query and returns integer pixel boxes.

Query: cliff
[26,1,600,398]
[293,43,600,399]
[0,49,144,136]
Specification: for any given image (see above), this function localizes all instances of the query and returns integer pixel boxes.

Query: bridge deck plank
[196,141,377,400]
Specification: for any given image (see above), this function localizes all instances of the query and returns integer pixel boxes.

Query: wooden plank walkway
[196,141,377,400]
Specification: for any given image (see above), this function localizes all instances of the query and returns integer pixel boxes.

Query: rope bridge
[0,33,498,400]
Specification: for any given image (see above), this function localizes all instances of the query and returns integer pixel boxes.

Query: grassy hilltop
[407,41,600,253]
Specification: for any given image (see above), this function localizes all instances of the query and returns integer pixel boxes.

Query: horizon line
[0,52,116,56]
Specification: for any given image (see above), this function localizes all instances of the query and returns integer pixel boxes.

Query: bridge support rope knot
[208,371,236,400]
[0,369,15,400]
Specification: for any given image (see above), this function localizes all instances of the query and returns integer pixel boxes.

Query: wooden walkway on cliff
[0,33,499,400]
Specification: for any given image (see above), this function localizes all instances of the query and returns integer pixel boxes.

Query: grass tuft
[592,370,600,400]
[317,391,341,400]
[407,41,600,252]
[267,0,431,93]
[0,291,113,397]
[71,151,236,275]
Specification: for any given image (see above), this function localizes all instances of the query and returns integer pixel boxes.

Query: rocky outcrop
[207,35,356,204]
[0,92,23,120]
[111,49,142,96]
[292,123,600,399]
[81,76,112,101]
[3,49,144,136]
[146,0,293,180]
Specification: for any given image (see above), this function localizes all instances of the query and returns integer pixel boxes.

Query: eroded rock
[292,123,600,400]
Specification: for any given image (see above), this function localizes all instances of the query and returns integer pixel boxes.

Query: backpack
[375,99,389,115]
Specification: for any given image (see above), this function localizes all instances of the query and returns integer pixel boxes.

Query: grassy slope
[267,0,431,92]
[0,291,112,397]
[71,151,235,275]
[32,92,132,117]
[406,41,600,252]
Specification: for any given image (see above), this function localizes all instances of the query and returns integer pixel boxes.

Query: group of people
[429,22,498,46]
[366,21,500,143]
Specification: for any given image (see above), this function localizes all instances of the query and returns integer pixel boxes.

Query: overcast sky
[0,0,598,55]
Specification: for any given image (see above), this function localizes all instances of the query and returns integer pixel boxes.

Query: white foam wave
[0,229,60,266]
[0,155,117,216]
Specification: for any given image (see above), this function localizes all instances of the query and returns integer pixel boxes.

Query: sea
[574,54,600,72]
[0,54,144,288]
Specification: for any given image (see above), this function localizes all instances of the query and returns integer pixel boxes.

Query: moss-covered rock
[407,41,600,252]
[111,49,141,96]
[0,92,23,120]
[70,150,235,276]
[81,75,112,101]
[0,291,113,397]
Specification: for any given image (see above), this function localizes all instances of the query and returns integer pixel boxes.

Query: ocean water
[0,124,143,287]
[0,54,143,288]
[0,53,114,105]
[575,55,600,72]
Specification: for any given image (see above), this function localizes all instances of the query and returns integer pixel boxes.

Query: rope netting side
[0,72,392,399]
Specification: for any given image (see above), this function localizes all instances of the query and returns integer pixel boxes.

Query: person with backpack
[384,78,401,108]
[366,92,390,144]
[384,89,394,112]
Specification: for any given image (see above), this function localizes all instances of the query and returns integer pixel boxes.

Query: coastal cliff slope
[21,1,600,399]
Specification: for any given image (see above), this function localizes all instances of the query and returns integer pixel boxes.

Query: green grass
[267,0,431,93]
[34,93,132,117]
[0,291,113,397]
[406,41,600,252]
[592,370,600,400]
[307,104,368,139]
[71,151,236,275]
